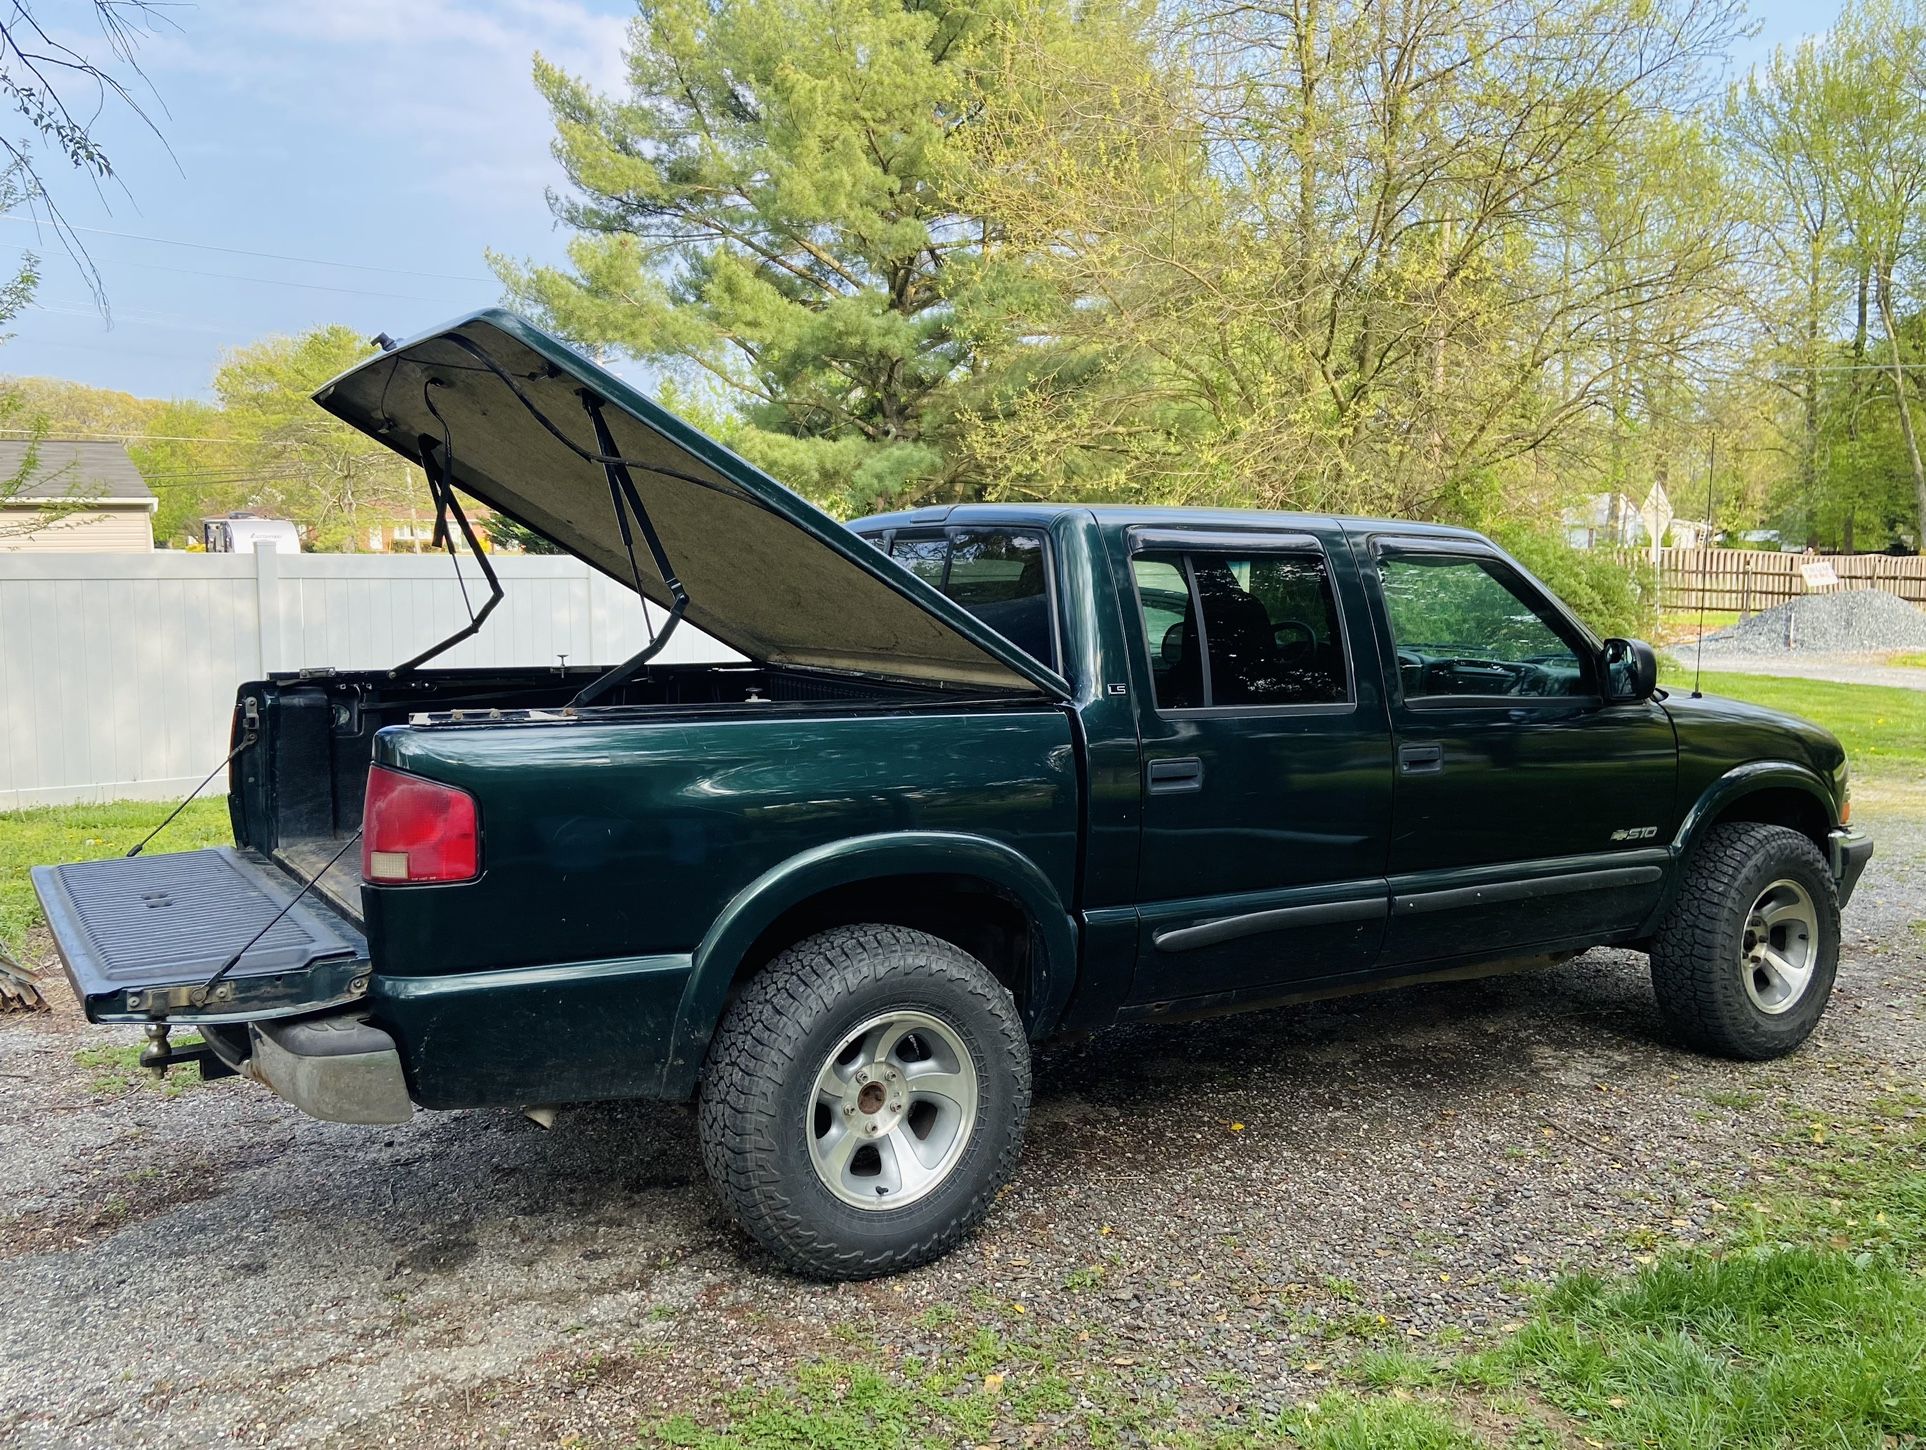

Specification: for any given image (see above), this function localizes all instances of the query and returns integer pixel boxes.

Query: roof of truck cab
[849,503,1490,543]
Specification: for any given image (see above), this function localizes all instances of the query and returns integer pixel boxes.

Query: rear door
[1121,526,1394,1008]
[1359,535,1677,965]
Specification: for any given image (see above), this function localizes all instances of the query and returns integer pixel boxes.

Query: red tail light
[361,766,480,884]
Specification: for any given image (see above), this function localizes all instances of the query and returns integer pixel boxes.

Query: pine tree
[494,0,1143,516]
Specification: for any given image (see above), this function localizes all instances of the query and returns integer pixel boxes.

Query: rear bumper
[1829,827,1874,908]
[246,1013,413,1124]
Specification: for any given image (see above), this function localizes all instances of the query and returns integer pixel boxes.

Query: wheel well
[1707,787,1830,850]
[728,874,1041,1019]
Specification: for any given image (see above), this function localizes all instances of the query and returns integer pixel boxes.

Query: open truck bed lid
[311,309,1069,698]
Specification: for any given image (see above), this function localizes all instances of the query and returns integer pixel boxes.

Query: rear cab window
[865,526,1059,672]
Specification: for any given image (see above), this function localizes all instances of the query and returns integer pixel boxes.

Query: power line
[27,301,231,334]
[0,215,492,284]
[0,427,295,446]
[116,256,470,304]
[2,337,226,363]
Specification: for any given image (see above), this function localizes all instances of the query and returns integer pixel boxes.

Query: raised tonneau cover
[31,847,368,1025]
[310,309,1071,698]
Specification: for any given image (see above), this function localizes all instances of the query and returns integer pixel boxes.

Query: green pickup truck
[34,310,1874,1279]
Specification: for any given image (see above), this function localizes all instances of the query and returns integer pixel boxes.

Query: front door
[1360,537,1678,966]
[1124,527,1394,1008]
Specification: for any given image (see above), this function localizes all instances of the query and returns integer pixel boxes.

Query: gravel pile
[1698,587,1926,654]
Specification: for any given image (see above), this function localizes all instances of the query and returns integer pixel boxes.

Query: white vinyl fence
[0,547,730,810]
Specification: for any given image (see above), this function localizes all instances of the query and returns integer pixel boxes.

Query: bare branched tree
[0,0,174,314]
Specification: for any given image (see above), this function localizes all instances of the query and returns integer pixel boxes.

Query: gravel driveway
[1693,652,1926,691]
[3,785,1922,1448]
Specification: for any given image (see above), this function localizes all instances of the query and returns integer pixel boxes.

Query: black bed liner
[31,847,369,1024]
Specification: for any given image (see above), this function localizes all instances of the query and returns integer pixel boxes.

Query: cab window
[888,534,948,588]
[877,528,1057,671]
[1377,554,1588,700]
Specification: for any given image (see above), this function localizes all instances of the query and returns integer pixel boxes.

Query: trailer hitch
[138,1023,237,1082]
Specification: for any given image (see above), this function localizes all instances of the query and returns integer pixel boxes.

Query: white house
[1564,482,1711,554]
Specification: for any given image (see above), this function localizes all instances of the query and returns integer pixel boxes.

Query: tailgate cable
[387,380,505,676]
[124,715,259,858]
[570,391,689,707]
[426,333,701,705]
[200,828,363,998]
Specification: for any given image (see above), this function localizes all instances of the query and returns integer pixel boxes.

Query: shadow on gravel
[226,950,1670,1260]
[0,950,1674,1293]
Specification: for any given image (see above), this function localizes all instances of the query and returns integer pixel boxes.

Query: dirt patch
[0,1152,231,1263]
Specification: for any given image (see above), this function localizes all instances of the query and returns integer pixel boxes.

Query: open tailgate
[31,848,368,1024]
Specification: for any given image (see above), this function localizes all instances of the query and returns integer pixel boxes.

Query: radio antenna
[1692,433,1714,699]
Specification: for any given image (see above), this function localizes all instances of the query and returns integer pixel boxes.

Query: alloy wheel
[806,1009,979,1210]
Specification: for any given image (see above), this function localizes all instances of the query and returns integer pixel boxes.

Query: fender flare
[657,832,1079,1097]
[1638,760,1838,934]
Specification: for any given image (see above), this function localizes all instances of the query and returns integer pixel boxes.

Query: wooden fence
[0,548,731,810]
[1645,548,1926,614]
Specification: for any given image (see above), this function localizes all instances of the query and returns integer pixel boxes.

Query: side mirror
[1601,637,1657,703]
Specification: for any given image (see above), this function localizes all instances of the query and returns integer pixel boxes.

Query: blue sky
[0,0,1849,401]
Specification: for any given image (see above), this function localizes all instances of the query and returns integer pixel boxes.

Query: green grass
[0,798,230,952]
[1657,664,1926,772]
[73,1037,208,1097]
[635,1100,1926,1450]
[1485,1103,1926,1450]
[1888,650,1926,671]
[1501,1251,1925,1448]
[641,1340,1481,1450]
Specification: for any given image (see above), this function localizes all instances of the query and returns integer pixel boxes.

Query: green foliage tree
[1728,36,1848,538]
[1823,0,1926,552]
[962,0,1746,526]
[0,157,48,540]
[127,397,242,546]
[493,0,1152,516]
[209,326,413,550]
[1726,0,1926,553]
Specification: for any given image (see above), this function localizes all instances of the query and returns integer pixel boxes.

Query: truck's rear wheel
[698,924,1030,1279]
[1649,822,1839,1060]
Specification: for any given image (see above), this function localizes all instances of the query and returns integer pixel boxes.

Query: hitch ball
[139,1022,172,1079]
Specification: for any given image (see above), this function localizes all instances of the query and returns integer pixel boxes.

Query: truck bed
[231,662,940,917]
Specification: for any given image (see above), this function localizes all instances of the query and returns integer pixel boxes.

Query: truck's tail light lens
[361,766,479,884]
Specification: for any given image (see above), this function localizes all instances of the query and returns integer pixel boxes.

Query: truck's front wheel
[698,924,1031,1279]
[1649,822,1840,1060]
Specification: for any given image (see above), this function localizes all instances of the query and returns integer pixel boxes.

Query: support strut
[569,390,690,707]
[389,436,505,675]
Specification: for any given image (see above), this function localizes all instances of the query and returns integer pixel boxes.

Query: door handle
[1148,757,1205,794]
[1398,743,1443,775]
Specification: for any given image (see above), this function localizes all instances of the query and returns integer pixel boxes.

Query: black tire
[698,924,1031,1279]
[1649,822,1839,1060]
